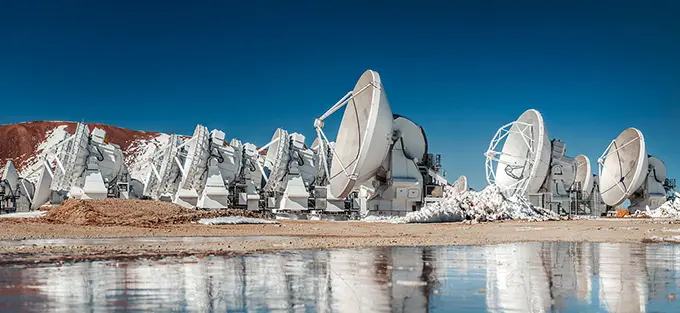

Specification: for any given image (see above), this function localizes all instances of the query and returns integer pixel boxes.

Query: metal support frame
[313,81,378,183]
[483,120,536,197]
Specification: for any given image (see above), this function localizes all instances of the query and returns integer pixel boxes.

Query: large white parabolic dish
[329,70,393,199]
[485,109,551,198]
[598,128,648,207]
[574,154,593,196]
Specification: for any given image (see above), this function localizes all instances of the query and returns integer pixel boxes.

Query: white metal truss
[484,121,536,197]
[313,80,378,182]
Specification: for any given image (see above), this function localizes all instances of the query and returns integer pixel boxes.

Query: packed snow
[644,198,680,219]
[361,184,560,223]
[198,217,279,225]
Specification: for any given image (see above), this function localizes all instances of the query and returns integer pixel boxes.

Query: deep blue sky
[1,0,679,189]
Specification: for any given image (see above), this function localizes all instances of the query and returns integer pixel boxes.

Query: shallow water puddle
[0,236,298,247]
[1,242,680,312]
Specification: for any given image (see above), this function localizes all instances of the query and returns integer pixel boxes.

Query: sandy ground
[1,218,680,264]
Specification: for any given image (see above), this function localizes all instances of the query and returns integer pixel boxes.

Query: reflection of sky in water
[0,242,679,312]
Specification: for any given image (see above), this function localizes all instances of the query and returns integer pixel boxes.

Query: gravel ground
[1,216,679,265]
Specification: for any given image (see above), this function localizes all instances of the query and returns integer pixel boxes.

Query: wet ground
[1,241,679,312]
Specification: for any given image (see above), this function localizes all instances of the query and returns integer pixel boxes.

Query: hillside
[0,121,170,182]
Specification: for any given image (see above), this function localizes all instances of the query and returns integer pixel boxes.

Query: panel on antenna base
[82,170,108,199]
[31,165,54,210]
[1,161,19,190]
[197,165,229,209]
[175,188,199,209]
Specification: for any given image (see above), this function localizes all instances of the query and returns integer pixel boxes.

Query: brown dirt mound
[41,198,262,227]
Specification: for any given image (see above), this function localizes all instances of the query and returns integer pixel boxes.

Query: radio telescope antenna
[451,175,469,197]
[484,109,551,198]
[262,128,291,193]
[143,134,182,200]
[573,154,594,197]
[174,124,211,208]
[598,128,647,207]
[597,127,669,211]
[313,69,393,199]
[1,161,35,213]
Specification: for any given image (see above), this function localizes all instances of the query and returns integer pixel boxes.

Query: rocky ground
[1,216,679,265]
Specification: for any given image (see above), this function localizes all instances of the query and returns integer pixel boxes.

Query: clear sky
[1,0,679,189]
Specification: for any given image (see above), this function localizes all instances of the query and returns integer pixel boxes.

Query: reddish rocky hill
[0,121,164,180]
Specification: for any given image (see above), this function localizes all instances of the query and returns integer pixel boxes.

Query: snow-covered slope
[0,121,170,183]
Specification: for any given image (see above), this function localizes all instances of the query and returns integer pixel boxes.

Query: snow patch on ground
[402,184,560,223]
[361,184,560,224]
[198,217,279,225]
[21,125,70,183]
[645,198,680,219]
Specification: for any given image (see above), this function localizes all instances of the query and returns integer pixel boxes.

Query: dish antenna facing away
[484,109,551,198]
[143,134,182,200]
[259,128,319,213]
[174,125,211,208]
[1,161,35,213]
[598,127,669,211]
[31,123,138,209]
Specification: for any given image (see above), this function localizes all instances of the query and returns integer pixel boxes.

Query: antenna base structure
[361,115,427,217]
[259,129,318,217]
[231,140,263,212]
[195,129,242,210]
[0,161,35,214]
[31,123,132,209]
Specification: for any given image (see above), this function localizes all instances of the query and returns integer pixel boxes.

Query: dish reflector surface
[487,109,551,197]
[329,70,393,199]
[599,128,647,207]
[574,154,593,195]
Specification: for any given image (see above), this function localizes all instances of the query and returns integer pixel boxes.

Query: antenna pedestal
[174,188,199,209]
[274,174,309,213]
[361,141,424,217]
[197,164,230,209]
[81,168,108,199]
